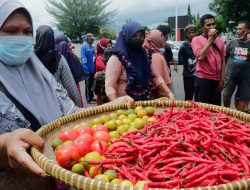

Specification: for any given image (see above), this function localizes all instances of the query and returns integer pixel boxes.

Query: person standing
[35,25,81,107]
[178,25,196,100]
[223,21,250,112]
[156,25,178,75]
[191,14,225,105]
[81,33,95,103]
[105,22,174,101]
[142,30,174,98]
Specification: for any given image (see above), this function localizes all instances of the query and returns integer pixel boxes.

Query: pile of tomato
[51,106,155,187]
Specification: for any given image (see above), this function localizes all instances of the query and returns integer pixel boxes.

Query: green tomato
[127,126,138,132]
[118,114,127,120]
[63,140,72,146]
[100,115,110,123]
[103,170,118,181]
[109,131,120,139]
[117,124,130,135]
[133,118,145,130]
[71,163,84,174]
[121,180,133,187]
[89,166,102,178]
[126,109,135,115]
[104,119,118,131]
[51,138,63,150]
[84,151,102,162]
[116,109,127,116]
[135,180,147,187]
[110,178,122,185]
[127,113,137,121]
[91,118,103,126]
[136,109,148,118]
[134,106,143,113]
[144,106,155,115]
[94,174,110,182]
[109,113,118,119]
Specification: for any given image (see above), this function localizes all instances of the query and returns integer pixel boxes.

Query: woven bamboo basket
[31,100,250,190]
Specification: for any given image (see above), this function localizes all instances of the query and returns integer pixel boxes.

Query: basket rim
[31,100,250,190]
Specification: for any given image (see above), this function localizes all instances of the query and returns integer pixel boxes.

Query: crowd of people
[0,0,249,189]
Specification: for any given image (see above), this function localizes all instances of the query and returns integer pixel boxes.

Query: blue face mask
[0,36,34,66]
[159,48,165,54]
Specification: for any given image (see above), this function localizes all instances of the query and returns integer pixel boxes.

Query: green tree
[209,0,250,31]
[46,0,116,38]
[187,4,192,24]
[99,26,117,40]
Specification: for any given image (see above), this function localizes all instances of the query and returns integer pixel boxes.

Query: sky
[19,0,214,31]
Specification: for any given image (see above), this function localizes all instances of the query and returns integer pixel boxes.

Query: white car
[167,41,185,64]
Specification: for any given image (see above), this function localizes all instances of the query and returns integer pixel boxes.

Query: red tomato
[59,128,78,142]
[75,126,94,136]
[77,133,94,145]
[93,131,111,142]
[72,137,92,156]
[93,125,109,133]
[90,140,108,154]
[55,145,80,169]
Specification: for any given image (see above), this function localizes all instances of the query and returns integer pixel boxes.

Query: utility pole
[175,0,178,41]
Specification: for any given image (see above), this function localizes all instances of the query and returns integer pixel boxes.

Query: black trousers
[194,77,221,106]
[183,76,195,100]
[85,73,95,102]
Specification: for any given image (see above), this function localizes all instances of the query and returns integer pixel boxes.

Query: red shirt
[191,35,225,81]
[95,55,105,72]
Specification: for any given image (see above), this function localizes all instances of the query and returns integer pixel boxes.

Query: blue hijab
[113,22,152,100]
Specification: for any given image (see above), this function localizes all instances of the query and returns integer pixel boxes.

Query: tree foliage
[187,4,192,24]
[98,25,117,40]
[46,0,116,38]
[186,5,225,36]
[209,0,250,31]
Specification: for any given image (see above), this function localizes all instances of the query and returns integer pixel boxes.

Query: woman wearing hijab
[34,25,82,107]
[56,38,84,107]
[0,1,133,188]
[105,22,174,101]
[95,38,112,72]
[92,38,112,105]
[0,0,77,188]
[143,30,174,96]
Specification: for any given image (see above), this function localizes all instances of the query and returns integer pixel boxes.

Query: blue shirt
[81,42,95,73]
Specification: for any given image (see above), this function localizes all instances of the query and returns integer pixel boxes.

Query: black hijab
[34,25,61,74]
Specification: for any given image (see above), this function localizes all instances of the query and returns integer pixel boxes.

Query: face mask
[128,38,144,50]
[159,48,165,54]
[0,36,34,66]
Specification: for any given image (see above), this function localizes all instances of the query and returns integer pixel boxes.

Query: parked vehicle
[167,41,184,64]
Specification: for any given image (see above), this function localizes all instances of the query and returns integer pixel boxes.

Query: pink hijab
[143,30,166,53]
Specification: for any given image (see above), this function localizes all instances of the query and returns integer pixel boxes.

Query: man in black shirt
[178,25,196,100]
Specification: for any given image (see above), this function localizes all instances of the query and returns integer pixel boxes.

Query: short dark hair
[239,21,250,29]
[200,14,215,27]
[157,24,170,36]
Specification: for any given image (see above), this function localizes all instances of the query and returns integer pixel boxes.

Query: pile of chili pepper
[89,104,250,188]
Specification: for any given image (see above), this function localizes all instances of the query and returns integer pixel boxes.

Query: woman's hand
[1,128,46,176]
[110,95,135,108]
